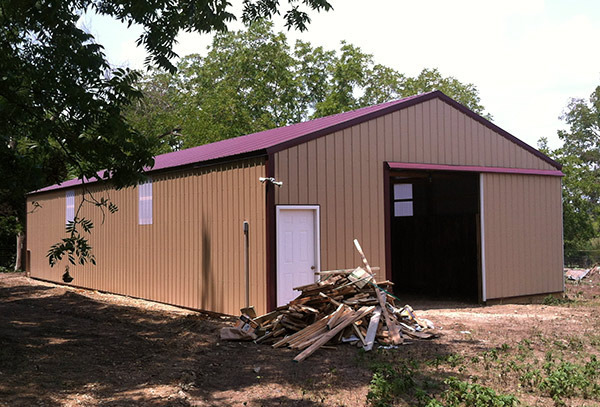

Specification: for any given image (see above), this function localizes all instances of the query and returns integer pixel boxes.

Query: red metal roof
[32,91,561,194]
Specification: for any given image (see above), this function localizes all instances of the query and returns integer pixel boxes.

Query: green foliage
[437,377,519,407]
[538,360,598,403]
[47,218,96,266]
[0,0,332,268]
[128,22,489,152]
[0,265,20,273]
[542,295,572,306]
[366,359,521,407]
[367,361,416,407]
[519,367,543,390]
[541,85,600,265]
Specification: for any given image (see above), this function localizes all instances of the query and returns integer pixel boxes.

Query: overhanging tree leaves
[0,0,332,269]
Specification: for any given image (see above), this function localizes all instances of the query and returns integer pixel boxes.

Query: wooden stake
[353,239,375,278]
[376,289,402,345]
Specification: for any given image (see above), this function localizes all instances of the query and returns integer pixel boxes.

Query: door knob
[311,266,316,270]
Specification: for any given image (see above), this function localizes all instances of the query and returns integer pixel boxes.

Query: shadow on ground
[0,274,457,406]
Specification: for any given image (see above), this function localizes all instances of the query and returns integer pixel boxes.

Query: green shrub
[366,362,416,407]
[539,360,600,404]
[543,295,571,306]
[439,377,519,407]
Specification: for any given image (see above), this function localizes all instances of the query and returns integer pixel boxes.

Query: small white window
[394,201,414,217]
[394,184,413,200]
[138,179,153,225]
[66,190,75,224]
[393,183,413,217]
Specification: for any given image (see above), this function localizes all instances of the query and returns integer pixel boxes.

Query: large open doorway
[389,170,481,302]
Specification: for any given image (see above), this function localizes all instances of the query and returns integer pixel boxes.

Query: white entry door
[276,206,320,307]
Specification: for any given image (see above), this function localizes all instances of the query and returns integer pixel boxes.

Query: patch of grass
[538,357,600,405]
[519,366,543,391]
[428,377,520,407]
[543,295,572,306]
[366,361,416,407]
[366,359,521,407]
[587,334,600,349]
[568,336,585,352]
[516,339,534,361]
[0,266,20,273]
[429,353,465,369]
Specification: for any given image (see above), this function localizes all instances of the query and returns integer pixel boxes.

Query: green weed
[587,334,600,349]
[543,295,572,306]
[568,336,585,352]
[430,377,520,407]
[429,353,465,369]
[366,362,416,407]
[538,358,600,405]
[519,367,543,391]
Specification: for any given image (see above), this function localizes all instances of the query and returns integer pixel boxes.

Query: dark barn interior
[390,171,480,302]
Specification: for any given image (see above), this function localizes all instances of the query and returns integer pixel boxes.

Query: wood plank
[293,306,374,362]
[401,328,436,340]
[353,239,375,278]
[272,315,330,348]
[376,289,402,345]
[255,327,286,344]
[315,266,381,276]
[291,327,330,350]
[352,323,367,346]
[326,304,346,330]
[253,310,281,326]
[363,306,381,351]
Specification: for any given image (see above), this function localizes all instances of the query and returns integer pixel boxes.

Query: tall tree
[545,85,600,264]
[128,23,490,149]
[0,0,333,268]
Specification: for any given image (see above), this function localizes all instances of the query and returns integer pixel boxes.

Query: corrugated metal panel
[34,92,560,195]
[482,173,563,299]
[274,98,562,286]
[26,158,267,315]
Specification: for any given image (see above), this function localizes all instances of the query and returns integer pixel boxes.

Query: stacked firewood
[221,240,436,362]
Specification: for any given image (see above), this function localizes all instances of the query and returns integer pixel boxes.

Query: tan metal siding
[482,173,563,299]
[27,158,267,315]
[274,98,561,284]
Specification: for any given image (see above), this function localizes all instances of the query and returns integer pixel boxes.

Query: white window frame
[65,190,75,224]
[393,183,414,217]
[138,178,153,225]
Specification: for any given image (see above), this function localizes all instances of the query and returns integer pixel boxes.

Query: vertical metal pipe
[243,221,249,308]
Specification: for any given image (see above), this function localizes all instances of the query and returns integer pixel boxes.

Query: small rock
[253,367,261,374]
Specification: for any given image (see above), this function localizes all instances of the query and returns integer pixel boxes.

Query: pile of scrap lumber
[565,265,599,281]
[220,239,436,362]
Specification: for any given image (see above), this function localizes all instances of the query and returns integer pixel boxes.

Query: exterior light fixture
[259,177,283,187]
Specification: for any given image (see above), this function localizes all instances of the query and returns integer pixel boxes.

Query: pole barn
[26,91,564,315]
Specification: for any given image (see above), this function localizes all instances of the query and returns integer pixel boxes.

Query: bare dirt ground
[0,271,598,406]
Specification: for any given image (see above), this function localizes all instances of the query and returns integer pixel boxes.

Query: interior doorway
[389,171,481,302]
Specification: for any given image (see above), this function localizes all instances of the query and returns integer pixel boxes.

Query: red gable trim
[387,162,564,177]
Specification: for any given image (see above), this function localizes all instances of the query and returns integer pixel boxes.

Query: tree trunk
[14,232,23,271]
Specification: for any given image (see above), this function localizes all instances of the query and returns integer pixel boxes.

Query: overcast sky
[85,0,600,150]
